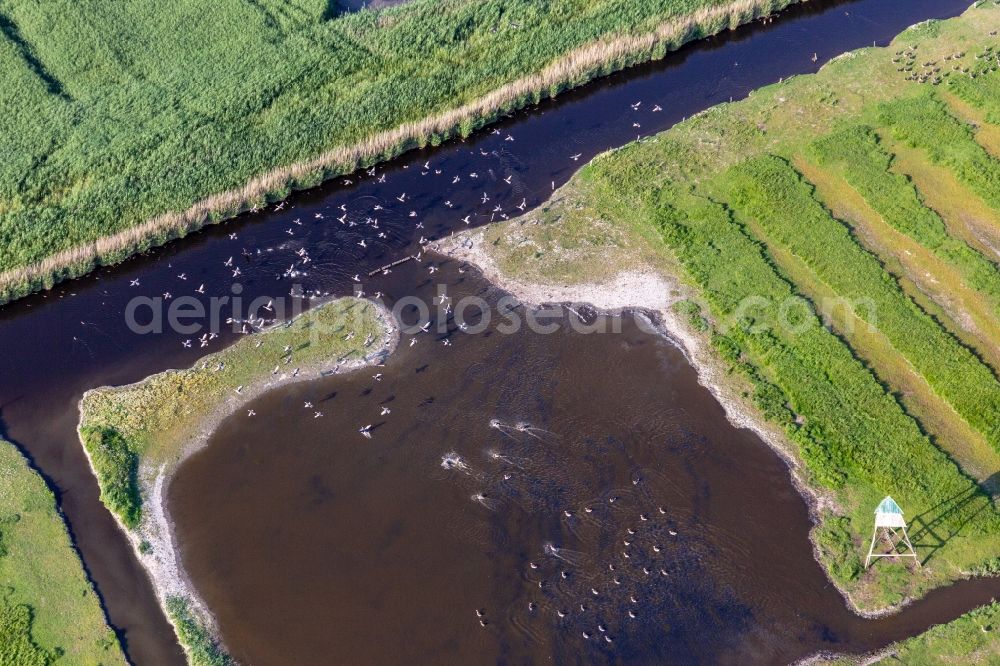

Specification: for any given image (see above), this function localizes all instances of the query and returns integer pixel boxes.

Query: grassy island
[0,439,124,665]
[0,0,801,305]
[77,296,391,664]
[443,1,1000,614]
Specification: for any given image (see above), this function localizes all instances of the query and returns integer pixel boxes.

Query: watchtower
[864,496,919,568]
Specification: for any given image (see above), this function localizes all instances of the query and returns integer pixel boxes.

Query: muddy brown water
[0,0,989,662]
[170,266,1000,665]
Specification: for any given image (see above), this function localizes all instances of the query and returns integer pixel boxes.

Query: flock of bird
[109,39,865,640]
[121,95,677,360]
[895,38,1000,87]
[121,96,697,644]
[444,419,688,648]
[118,34,858,328]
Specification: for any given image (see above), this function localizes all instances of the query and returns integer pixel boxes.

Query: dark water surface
[0,0,986,663]
[171,267,1000,664]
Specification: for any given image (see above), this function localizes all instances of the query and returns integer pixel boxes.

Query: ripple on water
[169,282,1000,664]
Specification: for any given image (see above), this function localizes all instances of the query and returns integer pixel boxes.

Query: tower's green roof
[876,496,903,515]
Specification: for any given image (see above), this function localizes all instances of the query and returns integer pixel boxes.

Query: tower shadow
[907,472,1000,565]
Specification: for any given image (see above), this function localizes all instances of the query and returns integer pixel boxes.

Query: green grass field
[0,439,123,665]
[463,1,1000,611]
[0,0,796,304]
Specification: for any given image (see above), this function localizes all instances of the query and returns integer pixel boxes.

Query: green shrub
[974,557,1000,576]
[79,426,141,529]
[0,598,51,666]
[815,515,862,584]
[166,597,233,666]
[673,299,709,331]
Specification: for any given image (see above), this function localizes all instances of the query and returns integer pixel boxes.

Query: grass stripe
[810,125,1000,313]
[795,156,1000,370]
[650,188,994,533]
[886,139,1000,265]
[713,155,1000,454]
[880,92,1000,212]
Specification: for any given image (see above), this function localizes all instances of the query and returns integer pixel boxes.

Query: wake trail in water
[440,451,471,473]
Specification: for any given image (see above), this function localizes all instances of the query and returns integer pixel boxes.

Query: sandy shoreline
[77,300,399,660]
[432,228,946,660]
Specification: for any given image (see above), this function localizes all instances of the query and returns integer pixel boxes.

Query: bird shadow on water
[907,472,1000,565]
